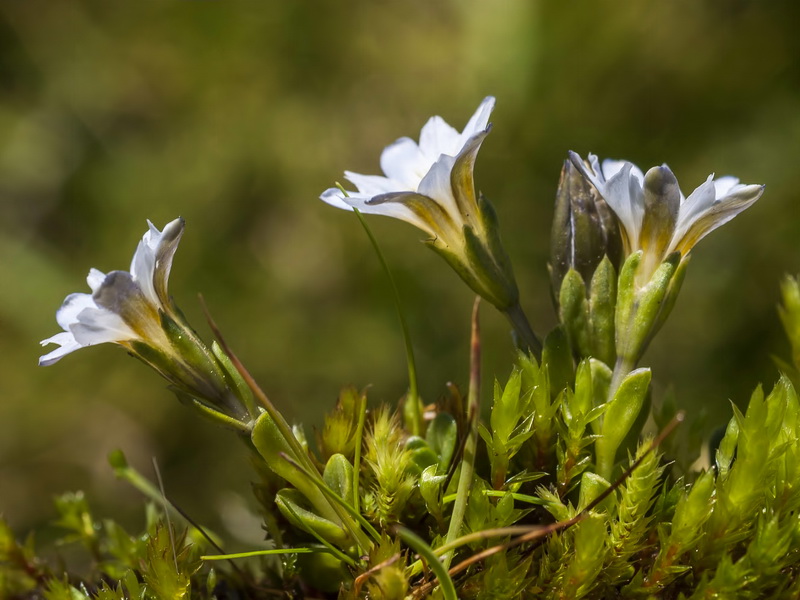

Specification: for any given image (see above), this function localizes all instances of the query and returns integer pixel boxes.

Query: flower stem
[442,298,482,570]
[503,301,542,357]
[351,207,422,436]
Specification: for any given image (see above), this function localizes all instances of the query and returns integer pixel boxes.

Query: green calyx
[557,256,617,366]
[615,251,683,365]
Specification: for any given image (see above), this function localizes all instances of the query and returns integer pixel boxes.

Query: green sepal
[322,454,355,508]
[427,242,498,308]
[559,269,591,358]
[542,325,574,397]
[477,192,519,300]
[251,412,342,526]
[275,489,349,546]
[462,224,519,310]
[159,311,228,395]
[631,253,679,351]
[589,255,617,366]
[650,253,689,338]
[615,251,643,350]
[426,412,458,474]
[617,253,679,363]
[589,359,612,413]
[211,340,257,419]
[596,368,652,479]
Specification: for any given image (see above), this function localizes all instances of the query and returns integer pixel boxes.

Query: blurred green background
[2,0,799,545]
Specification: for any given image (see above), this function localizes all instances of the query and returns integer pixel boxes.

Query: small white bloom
[39,218,185,366]
[569,151,765,265]
[321,96,496,248]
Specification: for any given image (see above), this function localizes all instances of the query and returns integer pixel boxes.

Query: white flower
[569,151,765,277]
[320,96,496,249]
[39,218,185,366]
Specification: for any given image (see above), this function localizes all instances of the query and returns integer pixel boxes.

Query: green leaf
[543,325,574,397]
[559,269,591,358]
[141,525,196,600]
[426,412,458,474]
[322,454,355,508]
[596,368,652,479]
[405,436,439,474]
[43,580,88,600]
[251,412,342,527]
[577,472,612,513]
[275,489,349,547]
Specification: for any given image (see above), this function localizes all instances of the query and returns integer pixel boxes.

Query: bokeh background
[2,0,799,545]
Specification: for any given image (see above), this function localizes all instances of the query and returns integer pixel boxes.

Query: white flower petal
[70,306,138,346]
[379,137,428,189]
[672,182,764,254]
[56,293,97,330]
[602,162,645,249]
[364,193,438,236]
[130,227,159,307]
[419,116,461,160]
[459,96,495,145]
[320,187,355,211]
[87,268,106,293]
[417,154,460,222]
[323,186,434,234]
[569,151,606,191]
[152,217,184,308]
[602,159,644,186]
[345,171,403,196]
[38,332,83,366]
[713,176,740,197]
[673,176,717,240]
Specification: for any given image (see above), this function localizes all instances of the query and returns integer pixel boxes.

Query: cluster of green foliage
[5,275,800,598]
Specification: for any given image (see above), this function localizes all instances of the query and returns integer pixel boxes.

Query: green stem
[350,206,422,436]
[442,298,482,570]
[352,392,367,517]
[504,301,542,357]
[396,527,457,600]
[202,548,319,561]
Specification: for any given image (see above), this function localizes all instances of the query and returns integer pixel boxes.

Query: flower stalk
[442,297,482,570]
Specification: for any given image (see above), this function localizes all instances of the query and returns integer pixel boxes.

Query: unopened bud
[550,158,622,299]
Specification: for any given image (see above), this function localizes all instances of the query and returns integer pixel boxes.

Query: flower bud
[550,158,623,298]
